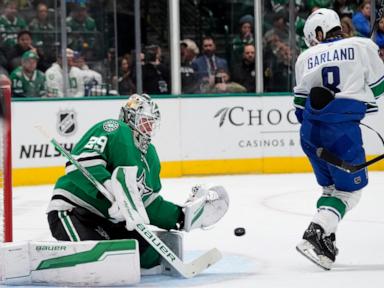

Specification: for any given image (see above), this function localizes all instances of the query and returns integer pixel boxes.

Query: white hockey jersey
[294,37,384,114]
[45,63,86,97]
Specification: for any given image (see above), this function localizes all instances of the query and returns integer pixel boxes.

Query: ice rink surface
[6,172,384,287]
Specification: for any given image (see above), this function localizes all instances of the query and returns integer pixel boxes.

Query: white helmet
[303,8,341,47]
[119,93,160,153]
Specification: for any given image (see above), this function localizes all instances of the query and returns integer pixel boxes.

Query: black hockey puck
[234,227,246,236]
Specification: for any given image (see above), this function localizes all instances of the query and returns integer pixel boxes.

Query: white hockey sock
[312,209,339,235]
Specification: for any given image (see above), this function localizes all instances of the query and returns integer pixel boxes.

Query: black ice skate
[296,222,338,270]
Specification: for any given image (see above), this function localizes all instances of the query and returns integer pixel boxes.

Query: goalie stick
[316,147,384,173]
[36,126,222,278]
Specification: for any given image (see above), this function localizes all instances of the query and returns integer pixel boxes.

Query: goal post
[0,74,12,242]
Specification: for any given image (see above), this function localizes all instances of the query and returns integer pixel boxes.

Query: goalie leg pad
[0,240,140,286]
[141,231,183,276]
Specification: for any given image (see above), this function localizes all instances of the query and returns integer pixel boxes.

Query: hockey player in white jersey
[294,8,384,270]
[45,48,86,97]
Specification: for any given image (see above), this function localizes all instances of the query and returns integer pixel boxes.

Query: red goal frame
[1,75,12,242]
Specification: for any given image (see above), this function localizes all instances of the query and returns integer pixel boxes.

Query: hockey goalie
[0,93,229,286]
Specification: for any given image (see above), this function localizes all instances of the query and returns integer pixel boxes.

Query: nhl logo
[57,110,77,136]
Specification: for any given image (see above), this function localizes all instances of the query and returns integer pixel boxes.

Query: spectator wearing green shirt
[231,14,254,66]
[10,50,46,98]
[0,0,27,48]
[66,3,97,54]
[29,3,55,48]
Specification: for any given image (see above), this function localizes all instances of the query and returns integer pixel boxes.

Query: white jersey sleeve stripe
[368,75,384,87]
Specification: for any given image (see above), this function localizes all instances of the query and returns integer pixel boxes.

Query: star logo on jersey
[57,109,77,136]
[137,171,153,197]
[103,120,119,132]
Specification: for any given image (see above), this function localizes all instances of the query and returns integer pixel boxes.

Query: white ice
[7,172,384,287]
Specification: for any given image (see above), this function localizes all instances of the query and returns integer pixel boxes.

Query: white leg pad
[0,242,31,285]
[1,240,140,286]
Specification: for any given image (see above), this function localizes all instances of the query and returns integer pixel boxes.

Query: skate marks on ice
[332,263,384,272]
[138,251,261,287]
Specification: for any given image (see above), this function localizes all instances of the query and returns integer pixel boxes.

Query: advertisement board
[11,96,384,185]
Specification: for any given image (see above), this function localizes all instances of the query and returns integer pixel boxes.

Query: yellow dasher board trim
[12,155,384,186]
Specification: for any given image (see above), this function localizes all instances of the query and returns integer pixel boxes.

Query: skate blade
[296,240,333,271]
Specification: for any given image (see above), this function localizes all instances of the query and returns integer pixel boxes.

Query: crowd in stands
[0,0,383,98]
[0,0,107,98]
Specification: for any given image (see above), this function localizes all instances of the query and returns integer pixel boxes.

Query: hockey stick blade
[135,223,221,278]
[316,147,384,173]
[180,248,222,278]
[36,126,222,278]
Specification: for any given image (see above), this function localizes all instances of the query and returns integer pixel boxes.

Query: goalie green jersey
[49,119,181,230]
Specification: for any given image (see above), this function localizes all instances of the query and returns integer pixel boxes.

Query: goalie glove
[183,185,229,232]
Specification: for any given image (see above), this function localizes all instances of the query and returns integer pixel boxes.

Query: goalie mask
[119,94,160,153]
[304,8,341,47]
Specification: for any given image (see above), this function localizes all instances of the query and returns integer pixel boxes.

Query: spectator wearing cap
[231,44,256,93]
[10,50,46,98]
[45,48,86,97]
[192,36,228,92]
[352,0,371,37]
[0,1,27,48]
[231,14,254,65]
[180,39,199,94]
